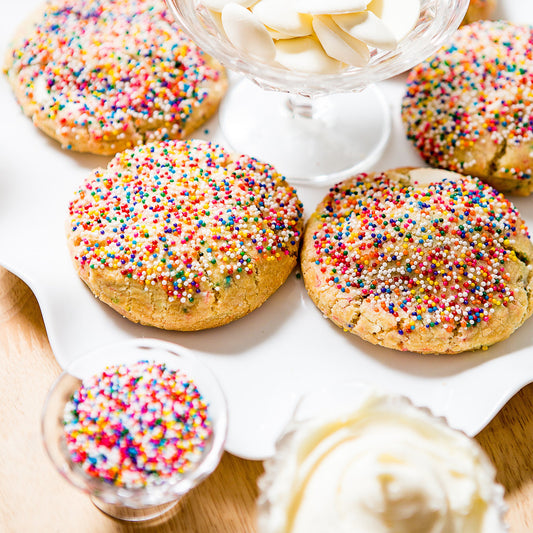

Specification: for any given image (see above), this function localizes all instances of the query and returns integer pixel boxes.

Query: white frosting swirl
[257,390,506,533]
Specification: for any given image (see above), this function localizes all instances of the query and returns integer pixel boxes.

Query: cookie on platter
[463,0,497,25]
[67,139,304,330]
[4,0,226,155]
[402,21,533,196]
[301,167,533,354]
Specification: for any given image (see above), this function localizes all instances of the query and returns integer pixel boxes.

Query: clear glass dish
[41,338,228,522]
[166,0,469,185]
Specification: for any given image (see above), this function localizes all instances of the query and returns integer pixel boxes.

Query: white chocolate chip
[368,0,421,41]
[295,0,370,15]
[408,168,460,187]
[204,0,421,72]
[264,25,294,39]
[333,11,397,50]
[203,0,259,11]
[208,8,226,34]
[252,0,313,37]
[312,15,370,67]
[275,36,343,74]
[221,3,276,61]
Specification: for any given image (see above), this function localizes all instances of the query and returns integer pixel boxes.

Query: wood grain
[0,266,531,532]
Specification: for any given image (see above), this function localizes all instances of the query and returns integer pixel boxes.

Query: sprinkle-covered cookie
[463,0,497,25]
[63,361,212,488]
[300,167,533,354]
[402,21,533,196]
[67,139,304,330]
[4,0,227,154]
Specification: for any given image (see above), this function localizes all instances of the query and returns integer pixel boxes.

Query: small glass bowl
[257,381,508,533]
[166,0,469,185]
[166,0,469,95]
[41,338,228,522]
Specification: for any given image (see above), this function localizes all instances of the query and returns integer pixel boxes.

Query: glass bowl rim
[165,0,471,96]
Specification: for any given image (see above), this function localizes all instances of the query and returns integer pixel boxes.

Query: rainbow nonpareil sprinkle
[63,361,212,488]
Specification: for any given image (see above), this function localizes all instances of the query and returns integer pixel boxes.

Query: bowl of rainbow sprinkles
[42,338,227,522]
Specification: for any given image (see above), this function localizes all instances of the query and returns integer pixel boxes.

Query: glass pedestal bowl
[166,0,469,186]
[41,338,228,522]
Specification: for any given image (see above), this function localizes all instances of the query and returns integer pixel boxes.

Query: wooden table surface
[0,265,532,533]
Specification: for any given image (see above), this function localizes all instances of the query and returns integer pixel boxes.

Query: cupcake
[257,384,507,533]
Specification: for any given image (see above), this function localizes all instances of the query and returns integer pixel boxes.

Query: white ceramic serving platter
[1,0,532,460]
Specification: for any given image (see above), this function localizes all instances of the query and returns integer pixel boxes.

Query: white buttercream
[258,389,506,533]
